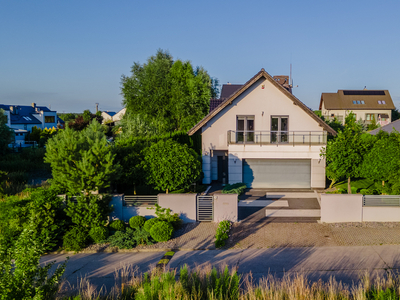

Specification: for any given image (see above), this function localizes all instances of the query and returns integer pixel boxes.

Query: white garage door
[243,159,311,188]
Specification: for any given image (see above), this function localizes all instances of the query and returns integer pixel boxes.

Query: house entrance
[217,155,229,184]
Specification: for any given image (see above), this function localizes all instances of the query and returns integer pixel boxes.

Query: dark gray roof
[220,84,243,99]
[369,119,400,135]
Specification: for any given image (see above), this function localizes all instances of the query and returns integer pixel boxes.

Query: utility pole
[95,103,99,113]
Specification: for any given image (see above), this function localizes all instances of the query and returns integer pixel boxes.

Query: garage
[243,159,311,188]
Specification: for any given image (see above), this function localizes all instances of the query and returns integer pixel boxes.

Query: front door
[217,155,229,184]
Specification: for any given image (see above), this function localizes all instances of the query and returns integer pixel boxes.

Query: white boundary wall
[321,194,400,223]
[213,194,238,223]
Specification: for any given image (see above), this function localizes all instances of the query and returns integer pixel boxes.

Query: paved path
[42,245,400,294]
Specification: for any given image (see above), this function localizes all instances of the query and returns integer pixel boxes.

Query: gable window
[237,116,254,143]
[271,116,288,143]
[45,116,55,123]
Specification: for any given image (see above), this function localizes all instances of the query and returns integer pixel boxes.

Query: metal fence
[197,195,213,221]
[123,195,158,206]
[363,195,400,207]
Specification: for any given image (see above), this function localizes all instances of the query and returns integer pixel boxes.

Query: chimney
[9,106,13,114]
[31,103,36,108]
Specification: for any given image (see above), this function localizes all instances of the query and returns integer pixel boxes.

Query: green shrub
[215,220,231,248]
[107,227,153,249]
[88,226,109,244]
[222,183,247,195]
[129,215,147,229]
[149,221,174,242]
[143,218,162,233]
[63,226,89,252]
[150,204,182,230]
[109,219,126,231]
[360,188,374,195]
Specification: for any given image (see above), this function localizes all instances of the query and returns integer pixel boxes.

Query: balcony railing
[227,131,327,145]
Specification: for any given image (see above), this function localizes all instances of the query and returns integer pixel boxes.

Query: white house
[188,69,336,189]
[101,108,126,124]
[319,90,394,126]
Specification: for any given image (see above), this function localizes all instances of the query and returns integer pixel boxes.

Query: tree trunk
[166,188,169,194]
[348,177,351,194]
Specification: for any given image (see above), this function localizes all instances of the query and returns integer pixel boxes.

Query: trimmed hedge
[149,221,174,242]
[221,183,247,195]
[129,216,147,229]
[89,226,109,244]
[143,218,162,233]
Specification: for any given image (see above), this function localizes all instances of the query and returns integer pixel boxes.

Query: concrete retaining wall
[321,194,400,223]
[158,194,197,223]
[213,194,238,223]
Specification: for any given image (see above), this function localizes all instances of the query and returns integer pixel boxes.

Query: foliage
[0,109,13,156]
[28,126,58,147]
[392,108,400,122]
[107,227,152,249]
[65,194,111,228]
[113,131,201,192]
[129,216,147,229]
[68,110,103,131]
[149,204,182,230]
[361,131,400,194]
[366,115,380,131]
[0,225,67,300]
[222,183,247,195]
[121,49,219,134]
[88,226,109,244]
[63,226,89,252]
[215,220,232,248]
[143,218,163,233]
[360,188,374,195]
[143,139,201,193]
[58,113,77,122]
[109,219,126,232]
[149,221,174,242]
[45,120,120,195]
[322,113,375,193]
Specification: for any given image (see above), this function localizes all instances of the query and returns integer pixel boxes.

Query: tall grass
[56,266,400,300]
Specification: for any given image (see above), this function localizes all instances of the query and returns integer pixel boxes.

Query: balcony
[227,130,327,146]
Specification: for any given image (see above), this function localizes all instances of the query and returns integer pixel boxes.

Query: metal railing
[227,131,327,145]
[123,195,158,206]
[363,195,400,207]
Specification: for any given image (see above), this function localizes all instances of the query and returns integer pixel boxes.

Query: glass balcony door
[237,116,254,143]
[271,116,288,143]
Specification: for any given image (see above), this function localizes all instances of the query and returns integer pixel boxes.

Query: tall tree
[121,49,219,134]
[44,120,120,195]
[322,113,374,193]
[0,109,13,155]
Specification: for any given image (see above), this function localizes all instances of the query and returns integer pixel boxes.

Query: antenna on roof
[289,63,298,89]
[95,103,99,112]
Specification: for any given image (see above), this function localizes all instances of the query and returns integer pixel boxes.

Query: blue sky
[1,0,400,113]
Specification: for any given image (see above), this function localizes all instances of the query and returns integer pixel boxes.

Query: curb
[156,251,176,269]
[45,247,219,255]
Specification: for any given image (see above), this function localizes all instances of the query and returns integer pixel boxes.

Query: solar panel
[343,91,385,96]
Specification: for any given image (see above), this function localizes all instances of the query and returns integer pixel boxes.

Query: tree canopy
[44,120,120,195]
[0,109,13,155]
[121,49,219,134]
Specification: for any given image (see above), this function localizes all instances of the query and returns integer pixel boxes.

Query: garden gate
[197,195,213,221]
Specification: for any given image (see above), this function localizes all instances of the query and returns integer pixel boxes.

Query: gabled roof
[0,104,56,125]
[369,119,400,135]
[320,90,394,110]
[103,111,117,117]
[188,69,336,136]
[220,84,243,99]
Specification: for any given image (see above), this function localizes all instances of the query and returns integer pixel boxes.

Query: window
[377,100,386,105]
[352,100,365,105]
[353,101,356,104]
[366,113,375,121]
[361,100,365,104]
[45,116,55,123]
[271,116,288,143]
[236,116,254,143]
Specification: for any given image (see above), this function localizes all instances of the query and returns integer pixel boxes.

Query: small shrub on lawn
[360,188,374,195]
[222,183,247,195]
[149,221,174,242]
[215,220,232,248]
[63,226,89,252]
[129,215,146,229]
[143,218,162,233]
[88,226,109,244]
[109,219,126,232]
[107,227,152,249]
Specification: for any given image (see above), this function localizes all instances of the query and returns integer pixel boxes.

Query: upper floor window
[237,115,254,143]
[271,116,288,143]
[45,116,55,123]
[378,100,386,104]
[352,100,365,104]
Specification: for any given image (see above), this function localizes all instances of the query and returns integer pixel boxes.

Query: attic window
[23,116,32,121]
[378,100,386,104]
[352,100,365,104]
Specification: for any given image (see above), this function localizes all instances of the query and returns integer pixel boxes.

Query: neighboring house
[101,108,126,124]
[188,69,336,189]
[0,103,64,132]
[369,118,400,135]
[319,90,394,126]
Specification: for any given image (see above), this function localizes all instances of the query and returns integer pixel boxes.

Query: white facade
[196,73,332,189]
